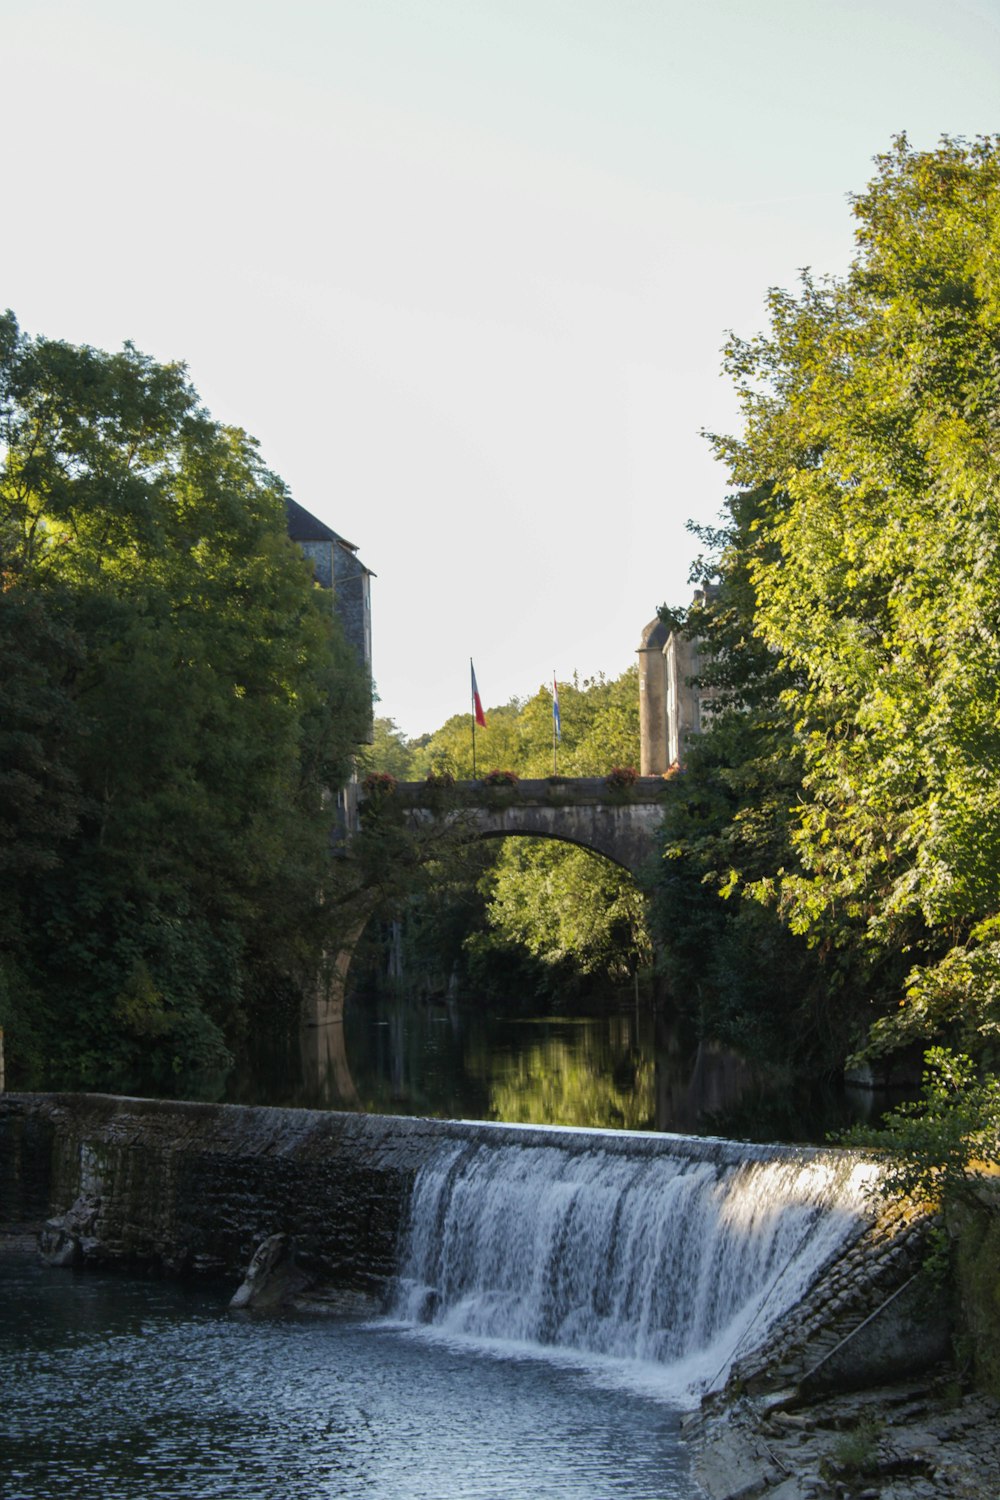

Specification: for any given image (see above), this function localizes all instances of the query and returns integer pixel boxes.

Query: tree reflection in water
[341,998,772,1135]
[232,994,884,1144]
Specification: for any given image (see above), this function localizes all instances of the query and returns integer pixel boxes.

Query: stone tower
[285,496,375,743]
[637,615,670,776]
[638,594,718,774]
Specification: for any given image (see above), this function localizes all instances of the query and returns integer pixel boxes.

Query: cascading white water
[391,1129,876,1395]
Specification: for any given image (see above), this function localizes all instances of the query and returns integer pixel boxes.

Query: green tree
[365,716,417,779]
[709,136,1000,1065]
[648,492,875,1070]
[0,586,84,901]
[482,840,649,981]
[410,699,525,780]
[410,669,640,782]
[0,313,370,1093]
[843,1048,1000,1218]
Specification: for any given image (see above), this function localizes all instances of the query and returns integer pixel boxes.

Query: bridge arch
[391,776,671,878]
[464,824,632,871]
[303,776,672,1077]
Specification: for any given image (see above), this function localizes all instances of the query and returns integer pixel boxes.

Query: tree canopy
[652,136,1000,1074]
[0,314,370,1094]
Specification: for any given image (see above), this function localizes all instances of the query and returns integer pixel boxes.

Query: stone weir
[2,1094,470,1298]
[0,1094,947,1400]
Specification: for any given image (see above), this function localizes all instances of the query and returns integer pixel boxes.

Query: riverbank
[691,1372,1000,1499]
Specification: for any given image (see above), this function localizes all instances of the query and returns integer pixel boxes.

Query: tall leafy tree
[649,494,868,1070]
[365,716,417,780]
[710,136,1000,1065]
[0,313,370,1093]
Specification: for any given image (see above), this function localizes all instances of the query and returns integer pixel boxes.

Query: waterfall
[390,1126,875,1395]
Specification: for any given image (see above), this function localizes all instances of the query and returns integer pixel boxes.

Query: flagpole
[552,670,560,775]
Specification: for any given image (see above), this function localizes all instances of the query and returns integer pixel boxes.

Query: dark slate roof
[285,496,376,576]
[285,496,358,550]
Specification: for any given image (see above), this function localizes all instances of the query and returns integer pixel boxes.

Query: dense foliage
[652,136,1000,1077]
[0,315,370,1095]
[843,1048,1000,1217]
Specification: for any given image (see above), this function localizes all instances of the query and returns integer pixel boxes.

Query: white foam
[388,1137,876,1401]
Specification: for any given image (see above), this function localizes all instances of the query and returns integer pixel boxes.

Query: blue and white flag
[552,672,561,740]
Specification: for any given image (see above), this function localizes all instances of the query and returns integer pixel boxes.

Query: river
[233,991,894,1143]
[4,994,886,1496]
[1,1250,691,1500]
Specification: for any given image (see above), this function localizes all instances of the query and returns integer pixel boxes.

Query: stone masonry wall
[726,1197,946,1400]
[0,1094,426,1300]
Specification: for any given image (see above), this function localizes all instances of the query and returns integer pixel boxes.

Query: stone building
[637,589,719,775]
[285,497,375,840]
[285,496,374,689]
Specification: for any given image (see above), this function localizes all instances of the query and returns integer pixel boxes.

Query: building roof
[284,496,377,578]
[639,616,670,651]
[285,496,357,551]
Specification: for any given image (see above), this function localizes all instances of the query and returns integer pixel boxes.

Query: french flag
[552,672,561,740]
[471,661,487,728]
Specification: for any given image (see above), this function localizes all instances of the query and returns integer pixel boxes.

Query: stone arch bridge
[390,775,672,876]
[305,775,674,1056]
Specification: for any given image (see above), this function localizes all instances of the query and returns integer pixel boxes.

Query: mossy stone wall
[953,1186,1000,1399]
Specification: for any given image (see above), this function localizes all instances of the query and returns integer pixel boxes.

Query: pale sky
[3,0,999,737]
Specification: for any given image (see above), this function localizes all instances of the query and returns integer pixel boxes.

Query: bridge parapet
[393,774,673,809]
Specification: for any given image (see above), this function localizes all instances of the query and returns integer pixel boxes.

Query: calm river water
[235,992,886,1143]
[1,1251,692,1500]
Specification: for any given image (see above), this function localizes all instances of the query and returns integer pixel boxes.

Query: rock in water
[229,1233,312,1311]
[38,1195,101,1267]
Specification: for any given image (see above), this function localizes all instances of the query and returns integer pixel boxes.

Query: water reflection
[300,1017,361,1109]
[339,997,862,1141]
[230,991,892,1144]
[487,1030,656,1131]
[656,1034,760,1135]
